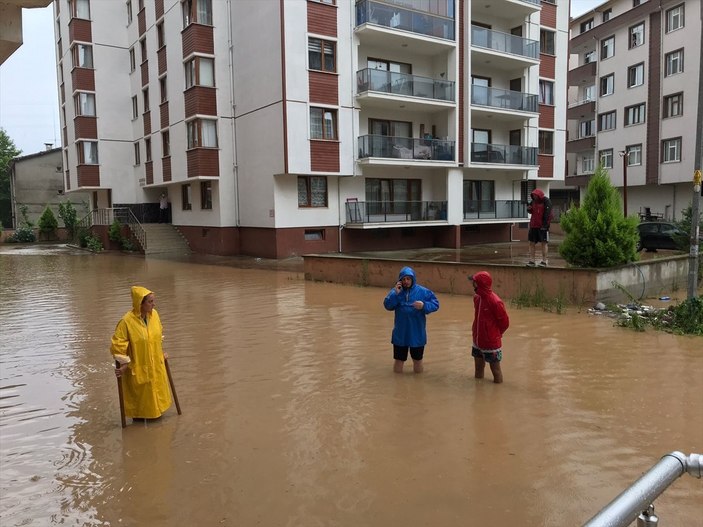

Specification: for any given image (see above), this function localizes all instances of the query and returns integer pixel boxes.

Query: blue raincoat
[383,266,439,347]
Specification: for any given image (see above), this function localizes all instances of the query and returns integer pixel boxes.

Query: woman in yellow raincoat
[111,286,172,419]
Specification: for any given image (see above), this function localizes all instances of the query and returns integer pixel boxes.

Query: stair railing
[113,207,147,252]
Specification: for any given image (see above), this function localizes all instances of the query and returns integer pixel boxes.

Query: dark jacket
[472,271,509,351]
[527,189,552,229]
[383,266,439,347]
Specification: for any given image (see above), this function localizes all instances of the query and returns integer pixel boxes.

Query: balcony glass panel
[471,25,539,59]
[470,143,537,165]
[346,200,448,224]
[463,200,528,220]
[357,69,454,101]
[471,85,537,113]
[356,0,455,40]
[358,135,455,161]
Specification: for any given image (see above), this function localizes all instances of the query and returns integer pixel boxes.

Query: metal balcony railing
[78,208,147,251]
[346,200,447,224]
[470,143,537,166]
[357,68,455,102]
[471,25,539,59]
[471,85,537,113]
[463,200,528,220]
[358,135,455,161]
[355,0,455,40]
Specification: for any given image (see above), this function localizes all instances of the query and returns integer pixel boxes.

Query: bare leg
[412,359,424,373]
[474,356,485,379]
[542,242,548,263]
[393,360,404,373]
[528,242,536,263]
[490,362,503,384]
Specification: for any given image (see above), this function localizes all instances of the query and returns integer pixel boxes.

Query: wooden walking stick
[114,354,131,428]
[164,358,182,415]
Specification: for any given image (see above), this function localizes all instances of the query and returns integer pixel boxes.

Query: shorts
[528,228,549,243]
[472,346,502,363]
[394,345,425,361]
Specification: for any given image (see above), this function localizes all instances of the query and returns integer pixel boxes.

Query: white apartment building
[568,0,703,221]
[55,0,568,258]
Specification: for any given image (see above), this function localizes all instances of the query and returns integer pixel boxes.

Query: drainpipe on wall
[226,0,240,227]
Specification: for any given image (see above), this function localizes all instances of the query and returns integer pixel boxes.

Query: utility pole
[688,8,703,299]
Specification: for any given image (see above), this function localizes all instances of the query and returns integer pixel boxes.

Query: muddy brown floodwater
[0,245,701,526]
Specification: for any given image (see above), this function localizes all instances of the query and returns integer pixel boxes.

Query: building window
[182,184,192,210]
[600,36,614,59]
[145,138,152,162]
[72,44,93,69]
[538,131,553,155]
[598,111,616,131]
[584,84,596,101]
[77,141,98,164]
[185,56,215,88]
[160,76,168,103]
[600,74,614,96]
[139,38,147,63]
[581,153,595,173]
[579,119,595,138]
[74,92,96,116]
[602,8,612,22]
[308,38,336,72]
[626,144,642,166]
[186,119,218,148]
[367,178,422,206]
[182,0,212,27]
[131,96,138,119]
[625,103,645,125]
[629,22,644,48]
[584,50,596,64]
[633,0,643,5]
[666,4,684,32]
[129,48,136,72]
[304,229,325,241]
[538,80,554,105]
[539,30,555,55]
[156,22,165,49]
[298,176,328,207]
[142,88,149,112]
[126,0,132,24]
[662,138,681,163]
[663,92,683,118]
[162,131,170,157]
[134,142,140,165]
[310,107,337,140]
[200,181,212,209]
[600,149,613,169]
[70,0,90,19]
[665,49,684,76]
[580,18,594,34]
[627,63,644,88]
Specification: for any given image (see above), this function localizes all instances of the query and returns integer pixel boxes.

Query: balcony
[346,200,448,224]
[355,0,455,41]
[358,135,455,162]
[566,135,595,154]
[463,200,528,220]
[567,99,595,120]
[471,0,540,22]
[470,25,539,68]
[471,85,537,114]
[470,143,537,166]
[568,61,597,86]
[357,68,455,103]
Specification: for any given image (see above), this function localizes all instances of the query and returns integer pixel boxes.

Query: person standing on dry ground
[470,271,509,383]
[526,189,552,267]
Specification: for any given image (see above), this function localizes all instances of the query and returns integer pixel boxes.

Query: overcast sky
[0,1,604,156]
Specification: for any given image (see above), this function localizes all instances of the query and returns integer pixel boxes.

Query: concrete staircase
[140,224,191,256]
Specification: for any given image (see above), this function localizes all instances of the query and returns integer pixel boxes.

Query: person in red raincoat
[469,271,509,383]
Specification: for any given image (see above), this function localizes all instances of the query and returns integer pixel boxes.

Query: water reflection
[0,247,700,526]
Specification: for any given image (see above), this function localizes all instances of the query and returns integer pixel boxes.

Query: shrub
[559,167,639,267]
[38,206,59,239]
[7,225,36,243]
[121,237,136,251]
[77,226,90,248]
[58,201,79,240]
[86,234,103,253]
[108,219,122,243]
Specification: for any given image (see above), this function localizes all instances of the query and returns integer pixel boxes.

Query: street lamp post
[687,170,701,299]
[619,150,628,216]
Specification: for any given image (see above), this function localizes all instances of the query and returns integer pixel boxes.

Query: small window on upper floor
[627,62,644,88]
[201,181,213,210]
[310,108,337,140]
[143,87,150,113]
[664,49,684,76]
[584,50,596,64]
[666,4,684,33]
[126,0,132,24]
[600,36,614,60]
[632,0,646,6]
[629,22,644,49]
[184,56,215,88]
[129,48,136,72]
[538,80,554,105]
[187,118,218,149]
[139,38,147,63]
[157,22,165,49]
[663,92,683,118]
[131,96,138,119]
[160,76,168,103]
[600,73,614,96]
[539,30,555,55]
[70,0,90,20]
[182,0,212,28]
[580,18,594,34]
[74,92,96,117]
[308,38,336,73]
[602,8,612,22]
[72,44,93,69]
[538,131,553,155]
[600,149,613,169]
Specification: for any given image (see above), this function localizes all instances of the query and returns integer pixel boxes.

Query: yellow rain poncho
[110,286,172,419]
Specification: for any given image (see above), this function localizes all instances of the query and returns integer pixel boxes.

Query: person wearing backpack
[526,189,552,267]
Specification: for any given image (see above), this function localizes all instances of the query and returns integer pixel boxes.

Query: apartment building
[54,0,568,258]
[568,0,702,221]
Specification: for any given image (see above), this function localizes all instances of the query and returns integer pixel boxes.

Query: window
[186,118,218,148]
[580,18,594,33]
[540,30,555,55]
[139,38,146,63]
[143,88,149,112]
[538,80,554,105]
[77,141,98,164]
[134,142,140,165]
[126,0,132,24]
[629,23,644,48]
[74,92,96,116]
[538,131,553,155]
[182,0,212,27]
[598,111,616,131]
[663,92,683,118]
[662,138,681,163]
[600,36,614,60]
[464,180,495,208]
[182,184,192,210]
[627,63,644,88]
[366,178,421,207]
[632,0,645,6]
[157,22,165,49]
[584,50,596,64]
[579,119,595,138]
[666,4,684,32]
[626,144,642,166]
[310,107,337,140]
[584,84,596,101]
[308,38,336,72]
[304,229,325,241]
[625,103,646,125]
[665,49,684,76]
[602,8,612,22]
[600,74,614,96]
[600,149,613,169]
[145,138,152,162]
[582,153,595,173]
[200,181,212,209]
[298,176,328,207]
[160,76,168,102]
[185,56,215,88]
[72,44,93,69]
[131,96,138,119]
[70,0,90,19]
[162,131,170,157]
[129,48,136,72]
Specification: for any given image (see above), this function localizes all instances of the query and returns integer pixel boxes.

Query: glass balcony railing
[463,200,528,220]
[471,85,537,113]
[358,135,455,161]
[357,68,455,102]
[470,143,537,166]
[471,25,539,60]
[346,200,448,224]
[356,0,455,40]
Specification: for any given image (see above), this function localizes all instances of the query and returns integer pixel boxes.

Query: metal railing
[358,135,455,161]
[346,200,447,224]
[463,200,528,220]
[471,85,537,113]
[77,208,147,251]
[583,452,701,527]
[355,0,455,40]
[470,142,537,166]
[471,25,539,59]
[357,68,455,102]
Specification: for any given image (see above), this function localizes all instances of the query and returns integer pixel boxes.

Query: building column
[446,168,463,224]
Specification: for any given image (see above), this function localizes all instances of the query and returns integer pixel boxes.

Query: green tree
[0,128,22,228]
[559,167,639,267]
[38,206,59,240]
[58,201,79,240]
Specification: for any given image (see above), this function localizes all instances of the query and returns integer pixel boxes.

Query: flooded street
[0,246,701,526]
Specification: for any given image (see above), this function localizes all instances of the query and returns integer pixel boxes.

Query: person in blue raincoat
[383,266,439,373]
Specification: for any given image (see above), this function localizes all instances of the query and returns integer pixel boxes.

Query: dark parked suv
[636,221,688,251]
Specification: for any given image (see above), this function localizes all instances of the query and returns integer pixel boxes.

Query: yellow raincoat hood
[131,286,153,315]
